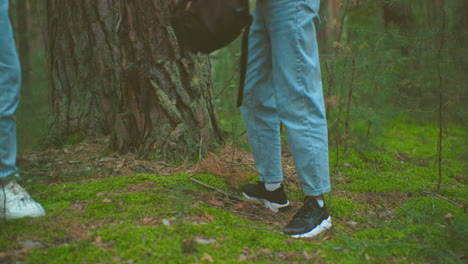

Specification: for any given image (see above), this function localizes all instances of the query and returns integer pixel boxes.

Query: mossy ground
[1,122,466,263]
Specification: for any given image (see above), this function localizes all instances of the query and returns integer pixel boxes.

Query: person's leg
[265,0,331,237]
[0,0,21,180]
[267,0,330,198]
[240,1,290,212]
[240,1,283,184]
[0,0,45,220]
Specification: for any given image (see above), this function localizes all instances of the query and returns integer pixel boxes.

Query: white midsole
[290,216,332,238]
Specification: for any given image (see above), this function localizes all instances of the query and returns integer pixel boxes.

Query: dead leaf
[333,41,341,49]
[201,253,214,262]
[143,218,155,224]
[233,203,246,210]
[96,192,106,197]
[284,252,299,259]
[95,236,103,244]
[115,163,124,170]
[258,248,271,254]
[182,239,196,253]
[444,213,454,220]
[208,198,224,207]
[203,212,214,222]
[303,250,316,260]
[238,254,248,261]
[102,198,113,203]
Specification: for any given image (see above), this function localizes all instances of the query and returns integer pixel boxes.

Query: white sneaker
[0,180,46,220]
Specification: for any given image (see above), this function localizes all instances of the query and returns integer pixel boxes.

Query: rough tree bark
[45,0,223,161]
[11,0,30,89]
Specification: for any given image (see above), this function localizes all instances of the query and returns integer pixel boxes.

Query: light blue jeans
[0,0,21,179]
[240,0,330,196]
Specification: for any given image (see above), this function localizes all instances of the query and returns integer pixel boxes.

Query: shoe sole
[290,216,332,238]
[3,205,46,220]
[242,192,291,212]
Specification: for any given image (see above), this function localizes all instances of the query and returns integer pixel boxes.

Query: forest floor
[1,123,467,263]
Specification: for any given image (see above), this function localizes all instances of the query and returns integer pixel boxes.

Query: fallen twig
[189,176,248,203]
[422,190,461,207]
[434,194,461,207]
[221,159,255,166]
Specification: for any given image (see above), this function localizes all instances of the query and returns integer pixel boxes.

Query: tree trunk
[12,0,30,91]
[46,0,223,162]
[381,0,413,56]
[326,0,340,43]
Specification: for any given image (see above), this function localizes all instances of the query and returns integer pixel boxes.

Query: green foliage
[396,197,466,225]
[393,197,468,263]
[315,0,468,157]
[332,135,464,196]
[210,38,249,150]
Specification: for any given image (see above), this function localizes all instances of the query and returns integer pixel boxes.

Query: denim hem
[302,185,331,197]
[0,171,19,181]
[259,176,284,183]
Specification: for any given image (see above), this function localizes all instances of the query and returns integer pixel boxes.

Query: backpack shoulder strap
[236,21,251,108]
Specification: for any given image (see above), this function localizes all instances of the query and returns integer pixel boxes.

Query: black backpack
[172,0,252,54]
[172,0,252,106]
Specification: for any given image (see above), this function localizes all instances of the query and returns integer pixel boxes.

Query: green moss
[328,196,367,219]
[85,192,189,220]
[324,223,463,264]
[371,122,467,161]
[24,203,329,263]
[192,174,228,191]
[359,151,399,171]
[335,167,409,193]
[335,149,463,194]
[38,177,127,202]
[26,243,115,263]
[353,228,419,256]
[4,129,465,264]
[0,217,69,247]
[66,134,84,145]
[439,186,468,202]
[330,148,367,169]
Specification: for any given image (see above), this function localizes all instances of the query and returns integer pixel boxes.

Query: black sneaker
[242,182,291,212]
[282,196,332,238]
